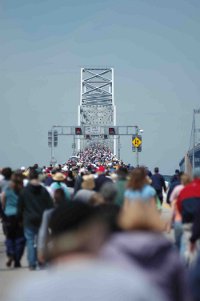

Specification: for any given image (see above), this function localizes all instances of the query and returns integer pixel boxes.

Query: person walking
[18,169,53,270]
[177,168,200,264]
[151,167,167,205]
[50,172,71,201]
[37,188,68,264]
[95,166,112,192]
[114,167,128,207]
[1,173,25,268]
[124,167,156,207]
[168,174,191,251]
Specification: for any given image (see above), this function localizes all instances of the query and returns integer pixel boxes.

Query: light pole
[135,126,143,167]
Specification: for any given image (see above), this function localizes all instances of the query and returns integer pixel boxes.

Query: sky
[0,0,200,173]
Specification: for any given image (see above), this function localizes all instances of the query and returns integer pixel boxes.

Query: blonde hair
[181,174,191,186]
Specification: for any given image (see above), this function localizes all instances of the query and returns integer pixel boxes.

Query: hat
[96,166,105,173]
[62,166,68,172]
[81,175,95,190]
[52,172,66,181]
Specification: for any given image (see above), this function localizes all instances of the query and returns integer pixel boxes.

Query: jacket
[18,183,53,230]
[101,232,190,301]
[151,174,166,192]
[177,179,200,223]
[95,175,112,192]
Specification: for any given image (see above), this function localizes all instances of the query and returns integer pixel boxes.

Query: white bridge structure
[48,67,142,165]
[78,67,116,154]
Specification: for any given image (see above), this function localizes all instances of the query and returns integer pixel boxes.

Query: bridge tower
[78,67,117,154]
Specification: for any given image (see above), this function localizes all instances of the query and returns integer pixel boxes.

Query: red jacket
[177,179,200,223]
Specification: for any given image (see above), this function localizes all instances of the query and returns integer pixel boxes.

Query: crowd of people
[0,144,200,301]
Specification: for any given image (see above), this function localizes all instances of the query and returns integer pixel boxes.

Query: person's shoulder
[125,189,137,198]
[4,186,11,193]
[143,185,156,195]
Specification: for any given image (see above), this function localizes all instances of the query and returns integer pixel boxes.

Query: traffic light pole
[135,126,139,167]
[50,128,54,165]
[48,125,143,164]
[118,135,120,159]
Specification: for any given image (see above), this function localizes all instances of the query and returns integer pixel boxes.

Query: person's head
[68,170,74,179]
[52,172,66,182]
[89,193,105,206]
[127,167,147,190]
[180,174,191,186]
[154,167,159,174]
[10,173,24,193]
[96,203,121,233]
[81,175,95,190]
[2,167,12,180]
[48,202,109,261]
[100,182,118,204]
[33,163,39,169]
[118,201,165,232]
[175,169,180,175]
[116,166,128,180]
[28,169,39,181]
[96,166,105,175]
[54,188,67,206]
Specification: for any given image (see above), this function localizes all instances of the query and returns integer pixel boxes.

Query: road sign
[132,137,142,148]
[132,135,142,152]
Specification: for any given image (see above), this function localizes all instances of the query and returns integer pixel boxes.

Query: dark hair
[49,201,94,237]
[154,167,159,173]
[11,173,23,194]
[100,182,118,204]
[2,167,12,180]
[54,188,67,206]
[127,167,146,190]
[29,169,39,180]
[95,204,121,232]
[117,166,128,180]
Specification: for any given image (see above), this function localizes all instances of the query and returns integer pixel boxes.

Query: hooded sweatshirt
[18,183,53,230]
[101,232,190,301]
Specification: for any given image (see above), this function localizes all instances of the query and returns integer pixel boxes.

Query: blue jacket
[151,173,166,192]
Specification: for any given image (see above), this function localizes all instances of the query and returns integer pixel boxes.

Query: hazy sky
[0,0,200,173]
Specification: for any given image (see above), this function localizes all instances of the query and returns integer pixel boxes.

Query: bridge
[48,68,143,165]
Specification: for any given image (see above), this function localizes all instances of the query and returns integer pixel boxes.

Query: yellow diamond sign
[132,137,142,148]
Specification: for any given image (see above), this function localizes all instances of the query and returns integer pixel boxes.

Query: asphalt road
[0,204,173,299]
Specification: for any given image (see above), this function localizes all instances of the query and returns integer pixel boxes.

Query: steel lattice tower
[78,68,116,154]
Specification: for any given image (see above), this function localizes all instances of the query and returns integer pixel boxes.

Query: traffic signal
[109,127,115,135]
[75,127,82,135]
[48,131,52,147]
[54,130,58,147]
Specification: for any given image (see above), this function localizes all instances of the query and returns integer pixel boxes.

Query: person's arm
[161,176,167,192]
[149,196,157,209]
[190,206,200,245]
[166,198,177,232]
[1,192,6,210]
[37,209,53,263]
[17,192,25,223]
[44,189,54,209]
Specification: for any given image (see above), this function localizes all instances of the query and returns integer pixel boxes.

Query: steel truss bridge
[48,68,141,164]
